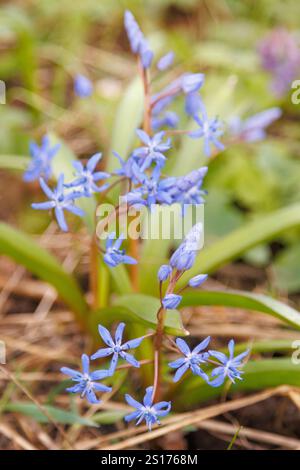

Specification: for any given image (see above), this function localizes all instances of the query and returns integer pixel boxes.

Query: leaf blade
[178,202,300,287]
[0,222,88,321]
[181,289,300,329]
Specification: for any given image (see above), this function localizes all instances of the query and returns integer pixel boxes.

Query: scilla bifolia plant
[23,11,250,430]
[12,10,290,431]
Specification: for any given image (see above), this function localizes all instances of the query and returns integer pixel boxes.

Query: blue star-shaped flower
[66,153,110,196]
[162,167,208,211]
[32,174,84,232]
[169,337,210,382]
[209,340,249,387]
[91,322,145,374]
[124,386,171,431]
[24,135,60,182]
[133,129,171,171]
[103,232,137,268]
[189,112,224,157]
[61,354,111,404]
[112,151,139,183]
[124,166,174,209]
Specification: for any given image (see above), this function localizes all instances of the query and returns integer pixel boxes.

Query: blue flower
[170,223,203,271]
[209,340,249,387]
[124,11,153,69]
[103,232,137,268]
[152,111,179,131]
[133,129,171,171]
[74,74,93,98]
[151,94,179,131]
[169,337,210,383]
[162,293,182,309]
[158,264,172,282]
[66,153,110,196]
[91,322,145,374]
[124,386,171,431]
[185,92,204,118]
[157,51,174,71]
[124,166,174,209]
[189,112,224,157]
[188,274,208,288]
[229,107,282,142]
[181,73,205,94]
[32,175,85,232]
[165,167,208,209]
[112,151,139,183]
[61,354,111,404]
[151,73,205,129]
[24,135,60,182]
[170,243,197,272]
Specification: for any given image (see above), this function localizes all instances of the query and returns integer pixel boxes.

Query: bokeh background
[1,0,300,450]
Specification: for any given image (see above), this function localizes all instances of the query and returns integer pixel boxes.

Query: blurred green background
[0,0,300,294]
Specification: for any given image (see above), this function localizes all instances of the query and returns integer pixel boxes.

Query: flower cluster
[61,322,145,404]
[27,11,252,432]
[158,222,207,311]
[29,151,109,231]
[169,337,249,386]
[123,11,224,157]
[61,320,249,428]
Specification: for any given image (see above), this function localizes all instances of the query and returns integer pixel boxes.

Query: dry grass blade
[0,365,74,450]
[198,419,300,449]
[0,422,37,450]
[101,386,291,450]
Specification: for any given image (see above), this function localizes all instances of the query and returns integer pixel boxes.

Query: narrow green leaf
[108,77,143,172]
[93,410,127,425]
[0,154,29,170]
[108,265,133,295]
[90,294,188,336]
[176,359,300,406]
[181,290,300,329]
[4,402,96,427]
[0,222,88,322]
[178,203,300,287]
[115,294,187,336]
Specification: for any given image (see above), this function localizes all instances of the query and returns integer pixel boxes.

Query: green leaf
[115,294,187,336]
[108,264,133,295]
[93,410,127,425]
[0,222,88,322]
[91,294,188,336]
[181,289,300,329]
[108,77,143,173]
[273,243,300,293]
[4,402,96,427]
[0,154,29,170]
[178,202,300,287]
[176,359,300,406]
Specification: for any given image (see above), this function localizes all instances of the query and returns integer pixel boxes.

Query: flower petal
[98,324,115,347]
[143,386,153,407]
[175,338,191,356]
[125,393,142,410]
